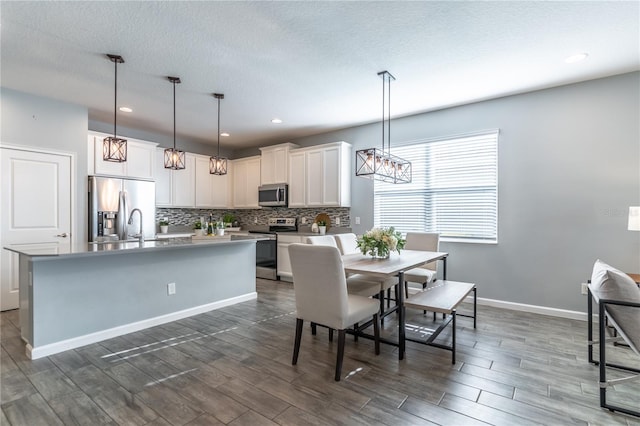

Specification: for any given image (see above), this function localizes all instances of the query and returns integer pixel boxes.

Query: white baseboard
[27,292,258,360]
[468,296,593,321]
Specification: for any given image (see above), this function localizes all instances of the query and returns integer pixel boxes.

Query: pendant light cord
[217,96,221,157]
[173,80,176,150]
[113,59,118,138]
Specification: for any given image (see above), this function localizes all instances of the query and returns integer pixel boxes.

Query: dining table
[342,249,449,360]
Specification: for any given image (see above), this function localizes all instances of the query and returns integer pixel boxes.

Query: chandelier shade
[355,70,411,184]
[164,76,185,170]
[209,93,228,175]
[103,54,127,162]
[355,147,412,184]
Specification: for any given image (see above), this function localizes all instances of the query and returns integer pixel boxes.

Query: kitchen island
[5,236,261,359]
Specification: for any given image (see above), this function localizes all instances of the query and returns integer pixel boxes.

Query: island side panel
[29,241,256,351]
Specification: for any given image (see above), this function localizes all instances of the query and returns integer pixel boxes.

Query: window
[374,130,498,243]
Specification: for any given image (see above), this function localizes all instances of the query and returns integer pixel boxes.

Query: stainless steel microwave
[258,184,288,207]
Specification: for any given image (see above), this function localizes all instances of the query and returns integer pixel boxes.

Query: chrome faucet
[127,208,144,243]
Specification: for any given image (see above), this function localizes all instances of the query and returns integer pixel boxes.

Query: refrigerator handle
[118,190,129,240]
[89,177,98,242]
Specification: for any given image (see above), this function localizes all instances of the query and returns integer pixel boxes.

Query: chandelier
[103,54,127,162]
[355,71,411,184]
[209,93,228,175]
[164,76,185,170]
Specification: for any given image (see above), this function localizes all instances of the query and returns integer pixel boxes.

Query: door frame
[0,142,77,245]
[0,143,77,310]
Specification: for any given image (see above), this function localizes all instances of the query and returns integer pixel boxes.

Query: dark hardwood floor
[1,278,639,425]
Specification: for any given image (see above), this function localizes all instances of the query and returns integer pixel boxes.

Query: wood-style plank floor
[1,278,639,425]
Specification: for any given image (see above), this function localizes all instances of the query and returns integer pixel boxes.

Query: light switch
[355,217,361,225]
[335,217,341,225]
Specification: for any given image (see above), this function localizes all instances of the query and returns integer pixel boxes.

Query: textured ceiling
[1,1,638,151]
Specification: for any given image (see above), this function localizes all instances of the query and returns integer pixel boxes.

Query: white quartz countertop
[4,234,266,259]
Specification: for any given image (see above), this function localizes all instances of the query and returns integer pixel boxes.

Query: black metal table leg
[442,257,447,280]
[398,270,405,360]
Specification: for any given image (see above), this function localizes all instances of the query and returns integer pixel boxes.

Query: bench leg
[599,302,607,409]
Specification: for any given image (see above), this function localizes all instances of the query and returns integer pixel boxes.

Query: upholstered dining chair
[305,236,382,298]
[335,233,399,316]
[404,232,440,297]
[289,243,380,381]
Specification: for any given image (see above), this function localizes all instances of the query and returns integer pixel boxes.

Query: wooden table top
[627,273,640,284]
[342,250,448,278]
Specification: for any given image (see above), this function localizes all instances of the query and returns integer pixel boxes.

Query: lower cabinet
[276,235,304,282]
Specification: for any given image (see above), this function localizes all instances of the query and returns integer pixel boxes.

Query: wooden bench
[404,280,476,364]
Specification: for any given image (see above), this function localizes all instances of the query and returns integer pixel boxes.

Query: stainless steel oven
[253,233,278,280]
[249,218,297,280]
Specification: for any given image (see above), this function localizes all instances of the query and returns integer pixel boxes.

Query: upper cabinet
[194,154,230,208]
[232,156,261,209]
[88,132,156,180]
[259,143,299,185]
[171,153,196,207]
[288,141,352,208]
[154,150,231,208]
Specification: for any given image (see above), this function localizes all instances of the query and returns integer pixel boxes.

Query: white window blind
[374,131,498,242]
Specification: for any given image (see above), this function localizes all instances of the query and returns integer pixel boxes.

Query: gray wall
[1,88,89,242]
[282,72,640,312]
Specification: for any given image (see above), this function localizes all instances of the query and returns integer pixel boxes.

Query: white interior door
[0,148,72,311]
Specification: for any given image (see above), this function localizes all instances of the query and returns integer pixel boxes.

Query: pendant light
[103,54,127,162]
[164,76,185,170]
[355,71,411,184]
[209,93,228,175]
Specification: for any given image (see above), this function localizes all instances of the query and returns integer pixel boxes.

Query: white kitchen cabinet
[211,160,231,208]
[288,151,306,207]
[288,141,352,208]
[171,153,196,207]
[194,154,231,208]
[232,156,261,208]
[259,143,299,185]
[154,148,172,206]
[88,132,156,179]
[277,234,304,281]
[195,155,214,207]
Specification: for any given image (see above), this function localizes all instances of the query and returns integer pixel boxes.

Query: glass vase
[371,247,390,259]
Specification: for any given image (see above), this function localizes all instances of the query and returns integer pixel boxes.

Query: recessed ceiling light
[564,53,589,64]
[271,118,283,124]
[119,106,133,113]
[220,132,230,137]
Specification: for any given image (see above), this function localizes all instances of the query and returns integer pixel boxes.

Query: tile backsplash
[157,207,350,228]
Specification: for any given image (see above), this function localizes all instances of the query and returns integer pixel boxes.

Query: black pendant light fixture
[164,76,185,170]
[355,71,411,184]
[209,93,228,175]
[103,54,127,162]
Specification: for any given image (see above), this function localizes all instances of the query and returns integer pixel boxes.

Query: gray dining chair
[289,243,380,381]
[404,232,440,298]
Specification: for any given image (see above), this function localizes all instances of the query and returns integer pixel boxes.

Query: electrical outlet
[301,217,307,224]
[254,217,258,224]
[167,282,176,295]
[581,282,588,295]
[355,217,361,225]
[335,217,341,225]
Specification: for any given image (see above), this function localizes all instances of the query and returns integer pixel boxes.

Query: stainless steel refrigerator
[88,176,156,242]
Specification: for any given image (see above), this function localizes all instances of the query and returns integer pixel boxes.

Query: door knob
[55,232,68,238]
